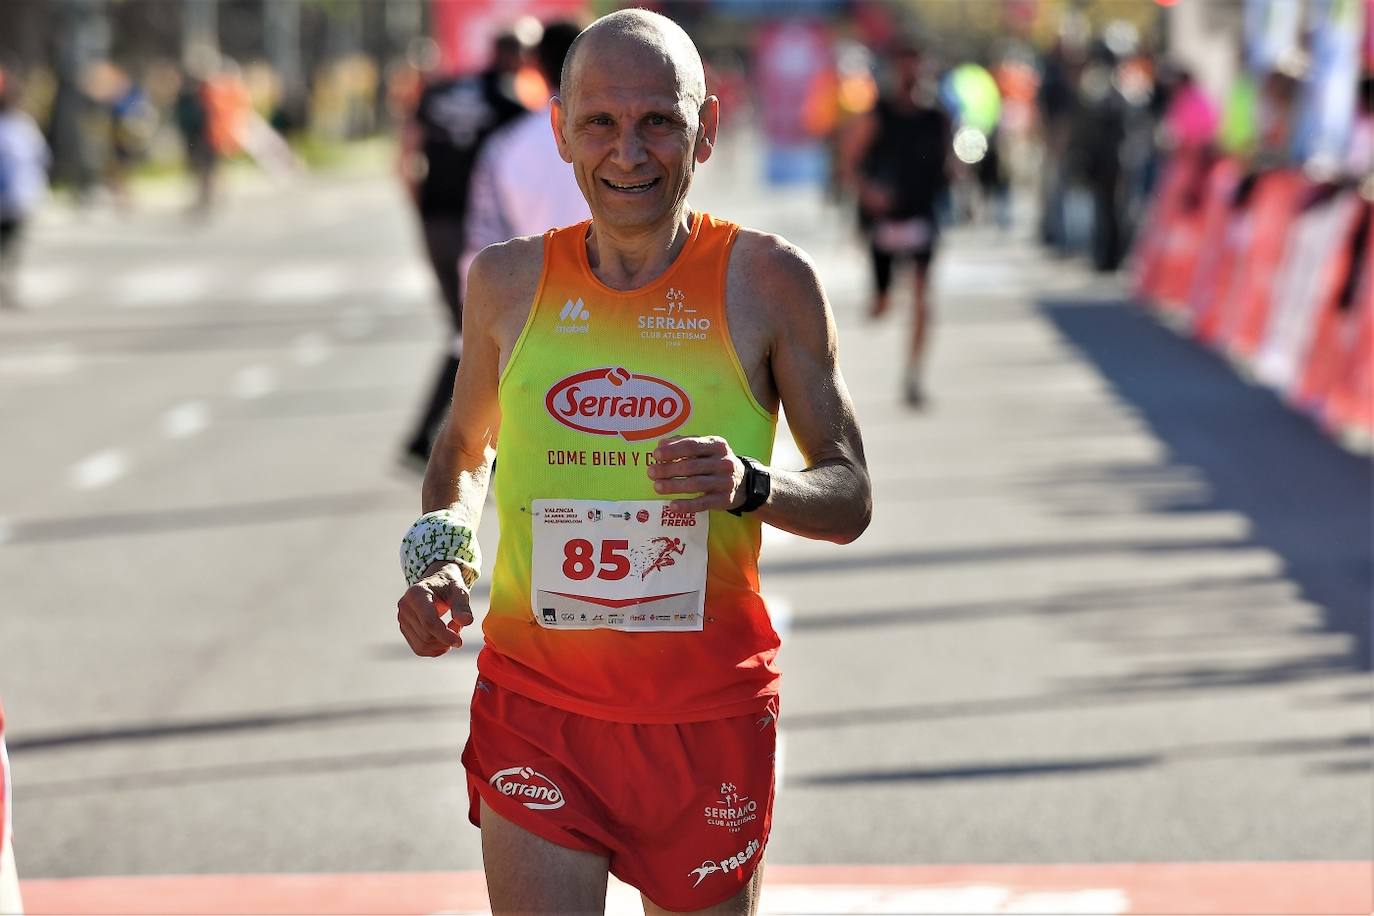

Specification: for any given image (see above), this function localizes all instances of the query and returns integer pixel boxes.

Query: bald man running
[396,11,870,915]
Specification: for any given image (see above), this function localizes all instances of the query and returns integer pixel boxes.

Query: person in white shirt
[461,21,590,290]
[0,71,51,309]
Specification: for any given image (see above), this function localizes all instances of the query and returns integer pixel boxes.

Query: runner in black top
[401,34,529,465]
[841,43,951,406]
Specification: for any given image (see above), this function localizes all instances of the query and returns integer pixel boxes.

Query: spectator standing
[173,70,217,218]
[461,21,590,284]
[0,70,51,309]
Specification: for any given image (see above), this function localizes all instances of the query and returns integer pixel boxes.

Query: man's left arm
[649,240,872,544]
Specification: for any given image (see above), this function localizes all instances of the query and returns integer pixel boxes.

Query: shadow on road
[798,732,1368,786]
[5,491,403,544]
[7,700,464,753]
[1038,298,1372,672]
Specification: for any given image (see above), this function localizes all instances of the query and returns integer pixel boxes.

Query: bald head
[560,10,706,113]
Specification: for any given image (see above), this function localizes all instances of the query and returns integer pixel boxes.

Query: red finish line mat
[21,861,1372,914]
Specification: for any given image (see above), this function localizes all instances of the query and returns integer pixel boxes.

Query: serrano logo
[545,367,691,441]
[489,766,566,810]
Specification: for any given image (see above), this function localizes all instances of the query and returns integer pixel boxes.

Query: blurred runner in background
[840,41,950,406]
[0,69,51,310]
[106,65,156,212]
[174,64,217,219]
[400,33,529,468]
[0,700,22,915]
[461,21,589,285]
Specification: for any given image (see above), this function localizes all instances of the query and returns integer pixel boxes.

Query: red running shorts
[462,678,779,912]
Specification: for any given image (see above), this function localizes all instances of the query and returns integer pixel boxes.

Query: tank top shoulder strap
[542,219,592,282]
[685,211,740,323]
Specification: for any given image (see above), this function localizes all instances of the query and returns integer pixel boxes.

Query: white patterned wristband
[400,510,481,588]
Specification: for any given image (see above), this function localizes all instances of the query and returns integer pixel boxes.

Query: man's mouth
[601,177,661,194]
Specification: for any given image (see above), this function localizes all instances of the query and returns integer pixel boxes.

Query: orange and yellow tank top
[479,211,780,723]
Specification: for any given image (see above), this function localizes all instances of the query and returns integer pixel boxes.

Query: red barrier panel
[1195,169,1309,350]
[1180,161,1249,334]
[1132,149,1370,450]
[1230,170,1316,357]
[1255,188,1365,394]
[1132,150,1238,312]
[1298,201,1374,439]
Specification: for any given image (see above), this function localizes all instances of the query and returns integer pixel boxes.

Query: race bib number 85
[531,499,708,632]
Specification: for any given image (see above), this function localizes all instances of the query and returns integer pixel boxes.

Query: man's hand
[648,435,746,513]
[396,561,474,657]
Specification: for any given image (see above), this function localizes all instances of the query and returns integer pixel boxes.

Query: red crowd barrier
[1130,152,1373,448]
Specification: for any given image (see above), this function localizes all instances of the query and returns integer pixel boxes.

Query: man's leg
[480,799,610,915]
[868,242,894,318]
[906,258,933,405]
[640,856,766,916]
[404,216,467,461]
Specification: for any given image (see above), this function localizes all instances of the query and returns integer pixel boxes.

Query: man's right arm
[397,244,515,657]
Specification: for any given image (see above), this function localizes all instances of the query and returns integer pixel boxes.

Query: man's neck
[585,207,694,291]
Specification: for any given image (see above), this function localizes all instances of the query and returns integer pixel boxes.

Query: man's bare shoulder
[728,227,828,313]
[467,234,546,315]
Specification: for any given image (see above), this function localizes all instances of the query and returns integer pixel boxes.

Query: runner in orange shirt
[395,11,871,914]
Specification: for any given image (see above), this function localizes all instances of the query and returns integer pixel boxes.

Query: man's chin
[590,195,670,229]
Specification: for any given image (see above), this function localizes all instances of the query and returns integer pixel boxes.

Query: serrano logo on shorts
[545,367,691,441]
[489,766,566,810]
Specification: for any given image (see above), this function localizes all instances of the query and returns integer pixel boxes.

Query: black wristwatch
[728,456,771,516]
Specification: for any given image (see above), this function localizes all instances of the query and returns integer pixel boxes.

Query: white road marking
[162,401,210,439]
[336,305,377,339]
[0,345,79,378]
[376,262,431,304]
[231,365,276,399]
[112,266,213,308]
[247,264,351,304]
[765,593,792,638]
[70,450,128,489]
[594,881,1128,915]
[756,884,1128,914]
[14,267,77,307]
[291,332,331,366]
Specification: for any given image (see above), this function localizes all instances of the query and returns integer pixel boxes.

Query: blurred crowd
[0,1,1368,295]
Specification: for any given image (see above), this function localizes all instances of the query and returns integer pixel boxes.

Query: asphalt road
[1,141,1369,885]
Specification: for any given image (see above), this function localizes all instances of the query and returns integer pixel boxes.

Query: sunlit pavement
[3,134,1370,914]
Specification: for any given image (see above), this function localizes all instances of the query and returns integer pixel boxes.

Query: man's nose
[610,127,648,170]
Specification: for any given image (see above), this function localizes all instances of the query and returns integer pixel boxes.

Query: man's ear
[551,97,573,164]
[695,95,720,165]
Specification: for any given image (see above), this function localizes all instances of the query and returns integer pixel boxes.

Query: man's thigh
[480,798,609,916]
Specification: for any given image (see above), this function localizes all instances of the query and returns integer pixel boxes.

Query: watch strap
[728,455,770,516]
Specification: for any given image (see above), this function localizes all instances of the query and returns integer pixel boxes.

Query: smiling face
[552,27,717,233]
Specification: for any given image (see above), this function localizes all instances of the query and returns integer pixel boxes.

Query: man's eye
[647,115,669,126]
[590,117,613,126]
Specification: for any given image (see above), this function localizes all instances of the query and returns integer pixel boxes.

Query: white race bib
[531,499,708,632]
